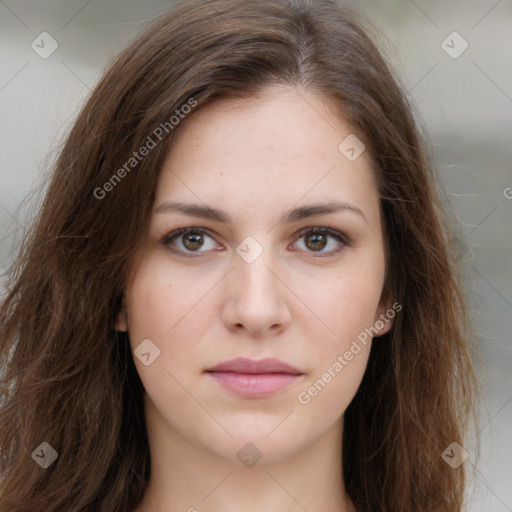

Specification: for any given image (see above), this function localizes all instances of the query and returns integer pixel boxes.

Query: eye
[161,226,350,258]
[161,227,220,257]
[291,227,349,255]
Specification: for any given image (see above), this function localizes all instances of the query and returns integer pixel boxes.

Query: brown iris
[182,232,204,251]
[304,233,327,251]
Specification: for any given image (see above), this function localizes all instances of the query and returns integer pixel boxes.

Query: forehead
[167,86,358,164]
[154,86,379,226]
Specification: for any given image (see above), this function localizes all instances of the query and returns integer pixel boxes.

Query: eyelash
[160,226,351,258]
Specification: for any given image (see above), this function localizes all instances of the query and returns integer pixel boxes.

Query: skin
[116,84,393,512]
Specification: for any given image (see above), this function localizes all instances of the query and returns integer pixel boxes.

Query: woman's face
[116,85,392,464]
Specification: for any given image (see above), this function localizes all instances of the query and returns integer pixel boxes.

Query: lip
[205,357,304,398]
[206,357,302,374]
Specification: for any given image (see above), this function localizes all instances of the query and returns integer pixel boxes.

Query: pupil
[183,233,203,250]
[307,233,326,251]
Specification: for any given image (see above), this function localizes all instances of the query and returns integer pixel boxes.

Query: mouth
[204,357,304,398]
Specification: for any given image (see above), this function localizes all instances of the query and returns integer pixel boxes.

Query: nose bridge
[223,234,291,334]
[233,235,279,300]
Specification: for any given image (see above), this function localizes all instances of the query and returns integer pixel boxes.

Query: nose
[221,244,292,338]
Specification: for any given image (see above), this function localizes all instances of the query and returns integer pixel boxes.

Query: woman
[0,0,479,510]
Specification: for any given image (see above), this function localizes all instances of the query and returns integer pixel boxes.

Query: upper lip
[206,357,302,375]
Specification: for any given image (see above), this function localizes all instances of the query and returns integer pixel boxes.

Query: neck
[135,398,356,512]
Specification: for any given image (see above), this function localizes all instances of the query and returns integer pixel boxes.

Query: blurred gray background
[1,0,511,509]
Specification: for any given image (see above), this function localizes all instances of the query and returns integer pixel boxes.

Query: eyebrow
[155,200,368,225]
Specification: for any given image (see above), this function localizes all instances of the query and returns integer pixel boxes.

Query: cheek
[291,252,384,411]
[123,260,207,415]
[330,274,382,340]
[297,256,385,348]
[124,255,219,394]
[299,345,371,406]
[295,296,373,422]
[125,253,212,341]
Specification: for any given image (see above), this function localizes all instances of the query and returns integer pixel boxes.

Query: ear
[373,297,400,338]
[371,274,398,337]
[115,307,128,332]
[373,306,394,337]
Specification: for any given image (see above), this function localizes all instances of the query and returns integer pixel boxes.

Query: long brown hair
[0,0,479,510]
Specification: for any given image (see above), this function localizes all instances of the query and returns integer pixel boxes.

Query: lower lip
[206,372,302,398]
